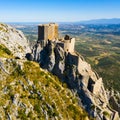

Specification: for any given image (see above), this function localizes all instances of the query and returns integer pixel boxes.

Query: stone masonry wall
[64,38,75,53]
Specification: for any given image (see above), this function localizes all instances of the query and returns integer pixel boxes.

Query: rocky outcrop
[0,23,31,59]
[107,90,120,116]
[32,40,120,120]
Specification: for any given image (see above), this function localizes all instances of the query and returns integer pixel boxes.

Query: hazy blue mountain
[76,18,120,24]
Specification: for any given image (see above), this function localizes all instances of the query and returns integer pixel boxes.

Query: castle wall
[64,38,75,53]
[55,25,58,39]
[44,25,48,40]
[38,26,44,40]
[38,23,58,41]
[48,24,55,40]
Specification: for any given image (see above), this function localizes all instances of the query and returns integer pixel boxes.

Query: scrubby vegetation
[0,44,12,58]
[0,60,91,120]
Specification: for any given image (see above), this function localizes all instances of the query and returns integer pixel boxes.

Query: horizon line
[1,17,120,23]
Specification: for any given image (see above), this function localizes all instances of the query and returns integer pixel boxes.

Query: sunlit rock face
[0,23,31,59]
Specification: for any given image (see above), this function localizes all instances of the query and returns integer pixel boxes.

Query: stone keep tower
[38,23,58,41]
[64,35,75,53]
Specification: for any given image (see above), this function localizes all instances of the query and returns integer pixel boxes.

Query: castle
[38,23,58,41]
[38,23,75,53]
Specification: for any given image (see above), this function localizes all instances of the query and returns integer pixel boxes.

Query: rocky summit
[0,23,120,120]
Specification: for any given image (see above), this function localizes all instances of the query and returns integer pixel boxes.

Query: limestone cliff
[32,40,119,120]
[0,23,31,59]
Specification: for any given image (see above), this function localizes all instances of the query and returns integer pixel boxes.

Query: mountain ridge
[4,18,120,25]
[74,18,120,24]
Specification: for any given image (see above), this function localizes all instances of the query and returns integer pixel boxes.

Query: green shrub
[0,44,12,56]
[18,109,27,120]
[103,111,110,116]
[34,104,41,113]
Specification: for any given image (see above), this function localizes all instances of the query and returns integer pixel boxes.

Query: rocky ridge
[32,40,120,120]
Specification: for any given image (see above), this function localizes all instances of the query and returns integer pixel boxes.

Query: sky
[0,0,120,22]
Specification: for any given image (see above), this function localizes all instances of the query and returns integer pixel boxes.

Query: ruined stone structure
[38,23,75,53]
[64,35,75,53]
[38,23,58,41]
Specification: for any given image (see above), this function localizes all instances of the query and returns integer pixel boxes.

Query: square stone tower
[38,23,58,41]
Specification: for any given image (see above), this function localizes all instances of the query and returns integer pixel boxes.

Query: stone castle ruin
[37,23,75,53]
[36,23,105,96]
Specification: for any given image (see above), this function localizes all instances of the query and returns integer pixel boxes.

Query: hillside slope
[0,59,90,120]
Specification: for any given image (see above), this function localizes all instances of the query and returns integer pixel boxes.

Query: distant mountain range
[76,18,120,24]
[5,18,120,25]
